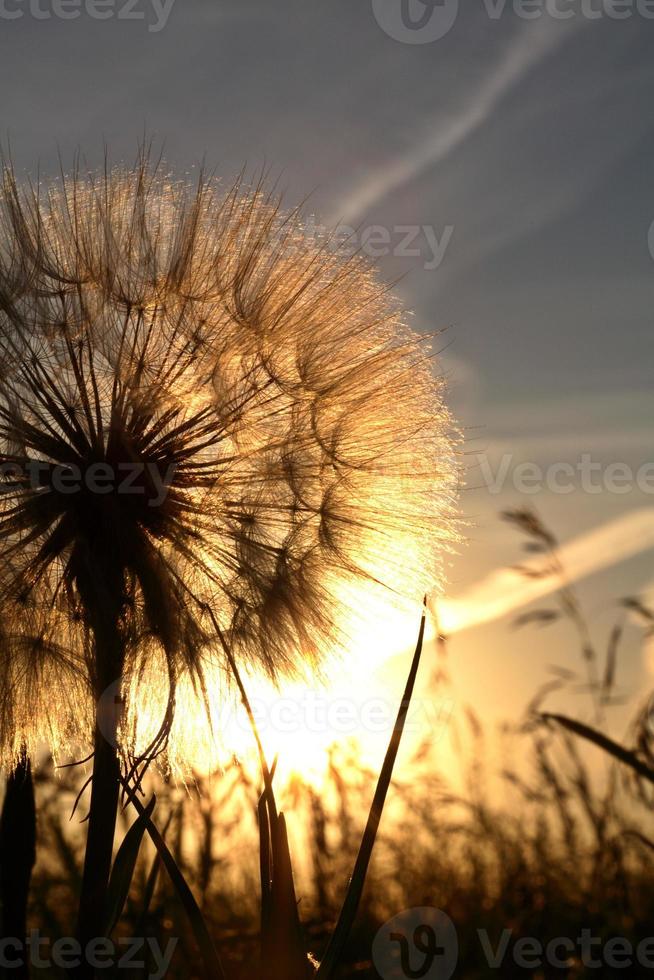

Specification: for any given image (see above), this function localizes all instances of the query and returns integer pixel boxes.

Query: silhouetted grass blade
[0,752,35,980]
[123,782,228,980]
[258,789,273,948]
[103,796,156,938]
[263,812,311,979]
[316,603,428,978]
[541,713,654,783]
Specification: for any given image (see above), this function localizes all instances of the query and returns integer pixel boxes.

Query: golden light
[128,587,434,788]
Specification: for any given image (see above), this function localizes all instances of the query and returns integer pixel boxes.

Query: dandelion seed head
[0,158,459,773]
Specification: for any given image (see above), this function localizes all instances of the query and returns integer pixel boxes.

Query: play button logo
[372,907,458,979]
[372,0,459,43]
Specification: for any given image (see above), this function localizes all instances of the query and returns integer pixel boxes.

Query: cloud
[327,19,574,226]
[437,508,654,635]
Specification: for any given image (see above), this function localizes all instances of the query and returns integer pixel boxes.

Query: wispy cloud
[437,508,654,635]
[327,20,573,226]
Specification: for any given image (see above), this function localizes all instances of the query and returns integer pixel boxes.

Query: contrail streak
[437,508,654,636]
[327,20,572,226]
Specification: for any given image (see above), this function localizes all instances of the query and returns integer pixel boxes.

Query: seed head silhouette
[0,158,458,773]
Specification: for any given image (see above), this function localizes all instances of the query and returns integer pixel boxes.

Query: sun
[125,590,443,790]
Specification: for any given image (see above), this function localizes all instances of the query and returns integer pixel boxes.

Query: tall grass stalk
[0,750,35,980]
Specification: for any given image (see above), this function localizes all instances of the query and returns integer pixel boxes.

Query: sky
[2,0,654,757]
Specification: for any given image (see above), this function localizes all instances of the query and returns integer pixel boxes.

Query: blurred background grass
[7,512,654,979]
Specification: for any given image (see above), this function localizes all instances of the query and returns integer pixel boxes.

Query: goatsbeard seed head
[0,157,459,774]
